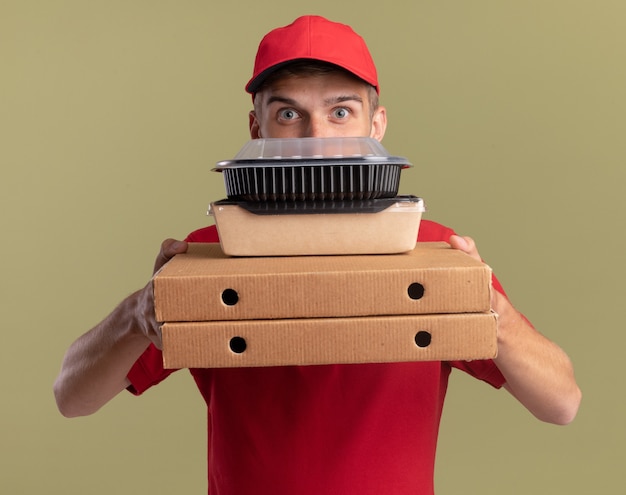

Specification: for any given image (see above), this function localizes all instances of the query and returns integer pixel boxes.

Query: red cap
[246,15,379,95]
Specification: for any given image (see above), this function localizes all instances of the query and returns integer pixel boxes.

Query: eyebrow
[265,94,364,107]
[325,94,364,106]
[266,96,299,106]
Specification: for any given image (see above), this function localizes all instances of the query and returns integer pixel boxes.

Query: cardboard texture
[161,313,498,368]
[153,242,492,322]
[154,242,497,368]
[209,199,424,256]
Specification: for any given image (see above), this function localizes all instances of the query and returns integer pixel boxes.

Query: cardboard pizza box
[153,242,492,322]
[161,312,498,368]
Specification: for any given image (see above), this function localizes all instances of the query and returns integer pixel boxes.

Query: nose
[303,115,330,138]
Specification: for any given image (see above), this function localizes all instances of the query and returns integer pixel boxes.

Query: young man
[54,15,581,494]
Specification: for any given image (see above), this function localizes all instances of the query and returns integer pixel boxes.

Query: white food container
[208,196,425,257]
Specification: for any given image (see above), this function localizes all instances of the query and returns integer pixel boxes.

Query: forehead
[256,71,371,106]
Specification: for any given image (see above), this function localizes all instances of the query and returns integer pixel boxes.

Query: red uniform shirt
[128,220,506,494]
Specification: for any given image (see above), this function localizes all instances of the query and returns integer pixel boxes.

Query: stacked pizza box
[153,138,497,368]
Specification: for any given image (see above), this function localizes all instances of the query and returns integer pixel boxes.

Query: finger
[151,324,164,350]
[136,283,164,349]
[153,238,188,273]
[449,234,481,262]
[162,238,188,258]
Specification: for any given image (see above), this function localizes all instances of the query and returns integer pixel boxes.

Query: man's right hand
[53,238,187,417]
[137,239,189,349]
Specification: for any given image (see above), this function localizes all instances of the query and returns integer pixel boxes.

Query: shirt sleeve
[126,344,178,395]
[185,224,220,243]
[450,359,506,389]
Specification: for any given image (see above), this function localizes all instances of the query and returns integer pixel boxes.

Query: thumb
[153,238,188,273]
[449,234,481,262]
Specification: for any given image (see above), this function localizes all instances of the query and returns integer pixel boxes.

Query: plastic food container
[208,196,426,257]
[214,137,412,202]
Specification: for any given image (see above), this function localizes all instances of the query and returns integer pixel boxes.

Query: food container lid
[209,195,425,216]
[214,137,412,169]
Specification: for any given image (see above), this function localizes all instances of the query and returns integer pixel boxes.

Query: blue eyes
[279,109,299,120]
[332,108,349,119]
[278,108,350,121]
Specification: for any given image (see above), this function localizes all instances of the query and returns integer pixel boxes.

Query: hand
[448,234,581,424]
[53,238,190,416]
[137,238,188,349]
[448,233,498,304]
[448,234,481,262]
[153,238,189,274]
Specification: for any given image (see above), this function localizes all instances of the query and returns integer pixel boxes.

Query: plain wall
[2,1,624,493]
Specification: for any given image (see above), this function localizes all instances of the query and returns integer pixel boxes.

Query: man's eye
[332,107,350,119]
[278,109,299,120]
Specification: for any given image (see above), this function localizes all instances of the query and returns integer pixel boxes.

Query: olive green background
[2,1,624,493]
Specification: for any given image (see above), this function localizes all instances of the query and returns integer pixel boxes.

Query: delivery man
[54,15,581,494]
